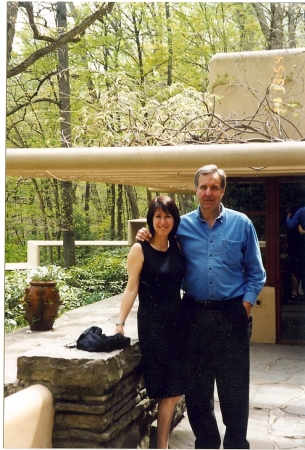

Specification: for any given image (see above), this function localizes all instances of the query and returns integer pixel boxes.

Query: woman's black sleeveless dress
[137,239,185,398]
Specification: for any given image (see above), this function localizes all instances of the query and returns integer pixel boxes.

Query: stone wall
[12,296,185,448]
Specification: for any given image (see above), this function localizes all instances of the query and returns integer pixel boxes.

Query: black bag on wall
[76,326,131,352]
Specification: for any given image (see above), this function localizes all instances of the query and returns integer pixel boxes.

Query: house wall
[208,48,305,140]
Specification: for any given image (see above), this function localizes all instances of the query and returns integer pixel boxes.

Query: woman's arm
[115,243,144,335]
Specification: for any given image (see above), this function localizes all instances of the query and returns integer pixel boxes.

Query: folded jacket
[76,325,131,352]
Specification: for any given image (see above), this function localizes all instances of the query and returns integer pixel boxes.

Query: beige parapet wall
[251,287,276,344]
[4,384,54,448]
[208,48,305,140]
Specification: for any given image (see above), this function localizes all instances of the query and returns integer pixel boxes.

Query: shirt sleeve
[299,211,305,229]
[243,222,266,305]
[286,208,302,229]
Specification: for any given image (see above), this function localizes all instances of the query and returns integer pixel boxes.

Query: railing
[5,240,128,270]
[5,219,148,270]
[6,228,265,271]
[28,239,129,267]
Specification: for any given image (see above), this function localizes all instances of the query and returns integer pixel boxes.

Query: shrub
[5,248,129,333]
[67,249,129,296]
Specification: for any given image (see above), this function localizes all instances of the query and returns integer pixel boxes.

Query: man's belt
[183,293,243,309]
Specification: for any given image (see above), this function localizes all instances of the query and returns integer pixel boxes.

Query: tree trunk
[178,194,194,215]
[287,4,297,48]
[51,179,62,262]
[110,184,116,239]
[84,181,90,234]
[146,190,152,210]
[169,193,176,202]
[165,2,173,86]
[178,194,186,215]
[106,184,116,239]
[251,3,284,50]
[7,1,19,63]
[60,180,76,265]
[185,194,194,212]
[269,3,284,49]
[31,178,53,264]
[57,1,76,267]
[125,185,140,219]
[131,6,145,85]
[117,184,123,239]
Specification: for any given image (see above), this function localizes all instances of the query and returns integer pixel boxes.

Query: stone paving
[169,343,305,449]
[4,295,305,449]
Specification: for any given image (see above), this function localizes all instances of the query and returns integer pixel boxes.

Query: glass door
[279,182,305,343]
[224,181,266,266]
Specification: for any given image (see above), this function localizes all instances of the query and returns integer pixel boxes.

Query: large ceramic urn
[24,281,61,331]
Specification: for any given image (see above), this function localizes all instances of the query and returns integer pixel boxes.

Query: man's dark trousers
[181,296,251,449]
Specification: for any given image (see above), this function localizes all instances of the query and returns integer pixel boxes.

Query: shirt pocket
[216,240,243,267]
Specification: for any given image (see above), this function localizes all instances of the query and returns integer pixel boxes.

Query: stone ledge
[17,343,142,392]
[7,294,185,448]
[5,294,138,390]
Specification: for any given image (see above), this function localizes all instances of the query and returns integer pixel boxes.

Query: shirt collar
[196,203,225,222]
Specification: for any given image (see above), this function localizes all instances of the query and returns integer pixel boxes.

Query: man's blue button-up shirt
[176,205,266,305]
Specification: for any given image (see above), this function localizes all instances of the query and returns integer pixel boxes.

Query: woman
[115,196,185,449]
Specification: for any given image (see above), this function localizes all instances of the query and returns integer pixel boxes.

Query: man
[137,164,266,449]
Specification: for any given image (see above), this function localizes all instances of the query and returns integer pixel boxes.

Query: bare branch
[7,70,59,117]
[7,2,115,79]
[19,2,55,43]
[7,97,60,117]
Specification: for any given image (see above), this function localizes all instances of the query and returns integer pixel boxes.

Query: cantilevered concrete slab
[6,141,305,193]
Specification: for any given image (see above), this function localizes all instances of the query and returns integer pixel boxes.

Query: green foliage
[28,265,66,282]
[5,249,129,333]
[66,248,129,296]
[5,243,27,264]
[5,177,148,265]
[6,2,305,269]
[6,2,277,150]
[5,270,29,332]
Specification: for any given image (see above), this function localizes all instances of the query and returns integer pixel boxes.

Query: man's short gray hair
[194,164,227,189]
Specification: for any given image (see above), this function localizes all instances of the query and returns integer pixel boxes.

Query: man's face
[195,172,225,215]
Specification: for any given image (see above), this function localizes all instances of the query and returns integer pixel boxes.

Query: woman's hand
[115,324,124,336]
[136,227,152,242]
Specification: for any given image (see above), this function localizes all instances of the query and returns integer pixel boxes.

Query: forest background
[6,1,305,268]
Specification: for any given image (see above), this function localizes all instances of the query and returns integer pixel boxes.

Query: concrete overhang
[6,141,305,193]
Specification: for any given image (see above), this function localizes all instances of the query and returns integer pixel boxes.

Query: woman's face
[152,207,174,237]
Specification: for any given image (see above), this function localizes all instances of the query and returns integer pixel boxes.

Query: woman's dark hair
[146,196,180,239]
